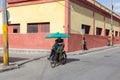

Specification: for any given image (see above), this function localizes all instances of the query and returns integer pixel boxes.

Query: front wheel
[50,61,56,68]
[50,54,57,68]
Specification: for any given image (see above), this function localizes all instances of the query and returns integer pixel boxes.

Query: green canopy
[45,32,70,38]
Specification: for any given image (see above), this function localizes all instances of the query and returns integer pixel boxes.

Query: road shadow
[66,58,80,64]
[0,56,28,63]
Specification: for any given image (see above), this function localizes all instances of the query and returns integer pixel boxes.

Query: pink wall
[85,35,107,48]
[0,34,120,52]
[68,34,120,52]
[0,33,54,49]
[68,34,82,52]
[0,33,69,51]
[113,37,120,44]
[8,33,56,49]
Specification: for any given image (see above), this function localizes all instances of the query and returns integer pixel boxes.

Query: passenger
[48,38,64,60]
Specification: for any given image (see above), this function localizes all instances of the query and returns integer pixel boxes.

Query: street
[0,46,120,80]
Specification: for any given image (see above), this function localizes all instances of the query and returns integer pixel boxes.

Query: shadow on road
[66,58,80,64]
[0,56,28,63]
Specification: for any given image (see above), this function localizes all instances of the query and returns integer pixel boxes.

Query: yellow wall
[0,1,120,36]
[95,13,104,35]
[113,21,119,36]
[105,17,111,30]
[70,1,120,36]
[70,2,93,34]
[6,1,65,33]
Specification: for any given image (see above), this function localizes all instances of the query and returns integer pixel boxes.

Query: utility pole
[2,0,9,65]
[110,0,113,46]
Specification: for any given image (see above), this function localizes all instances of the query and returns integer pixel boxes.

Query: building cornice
[7,0,120,22]
[7,0,36,4]
[71,0,120,22]
[7,0,60,7]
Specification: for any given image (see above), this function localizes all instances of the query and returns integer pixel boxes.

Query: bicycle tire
[50,61,56,68]
[60,52,67,65]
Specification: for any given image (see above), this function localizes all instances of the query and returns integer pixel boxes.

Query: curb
[17,55,48,66]
[68,45,118,55]
[0,63,20,73]
[0,55,49,73]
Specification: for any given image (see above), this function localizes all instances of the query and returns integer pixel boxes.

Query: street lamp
[110,0,113,46]
[2,0,9,65]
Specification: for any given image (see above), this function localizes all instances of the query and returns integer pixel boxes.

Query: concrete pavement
[0,45,119,73]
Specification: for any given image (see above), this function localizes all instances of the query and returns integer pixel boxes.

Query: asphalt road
[0,46,120,80]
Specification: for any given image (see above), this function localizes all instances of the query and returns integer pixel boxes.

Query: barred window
[40,22,50,33]
[27,23,38,33]
[27,22,50,33]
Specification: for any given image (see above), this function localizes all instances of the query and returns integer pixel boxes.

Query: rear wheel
[60,52,67,65]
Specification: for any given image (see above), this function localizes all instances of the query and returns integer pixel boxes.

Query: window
[8,24,20,33]
[27,23,38,33]
[105,29,109,36]
[96,27,102,35]
[115,31,118,37]
[13,29,18,33]
[112,30,114,35]
[13,24,20,33]
[27,22,50,33]
[40,22,50,33]
[81,24,90,34]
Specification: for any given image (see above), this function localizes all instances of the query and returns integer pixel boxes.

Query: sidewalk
[68,45,118,55]
[0,54,49,73]
[0,45,119,73]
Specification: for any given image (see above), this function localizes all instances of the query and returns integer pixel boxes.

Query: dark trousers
[50,49,55,57]
[83,45,87,50]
